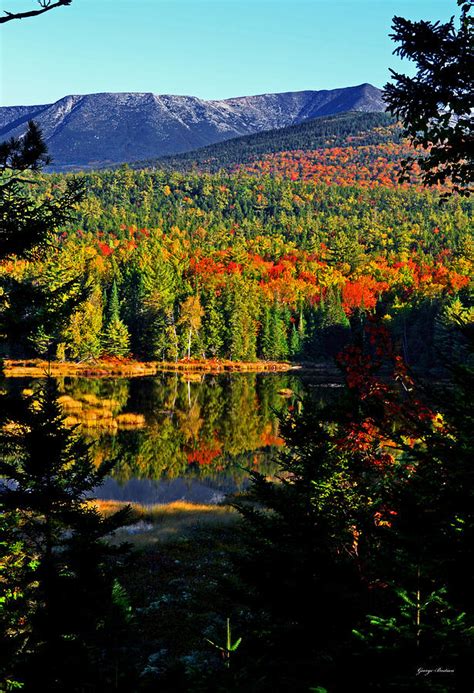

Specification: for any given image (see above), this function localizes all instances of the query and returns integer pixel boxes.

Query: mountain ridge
[0,84,386,170]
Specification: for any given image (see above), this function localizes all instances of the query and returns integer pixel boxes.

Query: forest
[134,111,400,172]
[0,144,472,368]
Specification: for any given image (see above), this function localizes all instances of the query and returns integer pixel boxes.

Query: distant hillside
[0,84,385,170]
[136,111,398,172]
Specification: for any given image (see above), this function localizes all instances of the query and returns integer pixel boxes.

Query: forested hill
[134,112,399,173]
[2,166,470,368]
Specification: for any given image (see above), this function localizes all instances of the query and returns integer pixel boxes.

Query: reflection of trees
[199,376,225,442]
[17,372,321,483]
[145,374,180,422]
[63,377,130,414]
[177,401,203,445]
[114,421,188,481]
[221,375,263,456]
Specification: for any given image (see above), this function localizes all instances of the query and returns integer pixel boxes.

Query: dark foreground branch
[0,0,71,24]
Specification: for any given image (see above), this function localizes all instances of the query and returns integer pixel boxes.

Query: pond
[10,370,343,504]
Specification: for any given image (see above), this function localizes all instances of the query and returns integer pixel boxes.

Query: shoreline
[93,499,239,546]
[2,357,299,378]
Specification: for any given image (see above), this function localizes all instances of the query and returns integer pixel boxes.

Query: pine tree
[384,0,473,196]
[140,246,178,360]
[320,287,351,357]
[271,304,289,360]
[330,231,365,272]
[0,122,82,259]
[121,267,148,357]
[289,323,301,358]
[0,123,85,360]
[433,295,474,364]
[102,281,130,357]
[303,304,322,361]
[0,377,131,690]
[227,283,259,362]
[202,289,225,358]
[322,287,349,328]
[105,280,120,326]
[233,394,368,690]
[1,122,85,691]
[259,304,273,360]
[103,318,130,358]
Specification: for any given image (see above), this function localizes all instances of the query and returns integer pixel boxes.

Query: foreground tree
[384,0,473,196]
[0,124,132,690]
[341,320,474,689]
[0,9,135,688]
[233,392,369,690]
[0,122,84,354]
[0,121,83,259]
[0,377,132,691]
[233,316,473,690]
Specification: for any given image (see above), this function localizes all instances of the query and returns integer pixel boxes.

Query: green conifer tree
[227,281,259,361]
[289,323,301,358]
[259,304,273,360]
[320,287,351,357]
[0,122,85,691]
[202,289,225,358]
[0,377,132,690]
[271,304,289,360]
[102,281,130,357]
[121,267,148,357]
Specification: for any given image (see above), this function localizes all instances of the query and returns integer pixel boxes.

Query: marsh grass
[4,358,293,378]
[55,393,145,431]
[94,499,238,546]
[115,412,146,427]
[57,395,84,412]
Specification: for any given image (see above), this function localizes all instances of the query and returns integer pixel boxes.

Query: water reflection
[11,371,340,503]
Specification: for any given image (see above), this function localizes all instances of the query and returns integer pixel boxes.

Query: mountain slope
[135,111,398,172]
[0,84,385,170]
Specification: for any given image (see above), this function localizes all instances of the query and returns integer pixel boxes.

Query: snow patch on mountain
[0,84,386,169]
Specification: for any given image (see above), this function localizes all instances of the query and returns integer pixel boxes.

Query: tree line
[0,167,471,367]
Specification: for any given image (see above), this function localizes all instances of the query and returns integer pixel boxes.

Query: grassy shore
[94,499,239,547]
[92,499,244,677]
[3,357,295,378]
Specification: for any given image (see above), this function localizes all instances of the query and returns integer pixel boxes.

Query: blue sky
[0,0,452,105]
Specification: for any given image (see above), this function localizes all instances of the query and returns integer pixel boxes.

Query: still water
[14,371,342,504]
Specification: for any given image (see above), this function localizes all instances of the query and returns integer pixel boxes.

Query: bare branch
[0,0,71,24]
